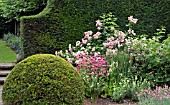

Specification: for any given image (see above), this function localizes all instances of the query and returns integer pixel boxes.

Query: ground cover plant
[56,13,170,103]
[137,85,170,105]
[0,39,16,63]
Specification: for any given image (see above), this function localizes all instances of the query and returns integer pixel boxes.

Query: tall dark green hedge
[20,0,170,57]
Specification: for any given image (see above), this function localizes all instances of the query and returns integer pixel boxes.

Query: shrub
[131,34,170,86]
[2,54,84,105]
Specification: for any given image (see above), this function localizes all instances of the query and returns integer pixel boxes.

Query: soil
[84,98,138,105]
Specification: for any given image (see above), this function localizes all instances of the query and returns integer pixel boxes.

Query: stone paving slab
[0,63,16,69]
[0,85,3,105]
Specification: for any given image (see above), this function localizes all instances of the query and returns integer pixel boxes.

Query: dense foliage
[0,0,47,21]
[0,0,47,37]
[20,0,170,57]
[2,54,84,105]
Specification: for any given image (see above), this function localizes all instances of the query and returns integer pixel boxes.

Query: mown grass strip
[0,39,16,63]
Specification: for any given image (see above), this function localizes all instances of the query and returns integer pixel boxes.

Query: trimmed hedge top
[20,0,170,57]
[2,54,84,105]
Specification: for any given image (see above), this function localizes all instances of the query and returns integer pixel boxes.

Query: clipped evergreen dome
[2,54,84,105]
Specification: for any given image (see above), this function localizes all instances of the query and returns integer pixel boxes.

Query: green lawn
[0,39,16,63]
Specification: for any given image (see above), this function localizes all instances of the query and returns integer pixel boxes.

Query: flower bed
[55,13,170,103]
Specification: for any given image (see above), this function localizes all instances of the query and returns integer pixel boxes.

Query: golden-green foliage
[2,54,84,105]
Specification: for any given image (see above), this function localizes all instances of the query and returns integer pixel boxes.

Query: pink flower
[65,50,68,54]
[84,31,92,40]
[160,97,163,101]
[92,47,95,52]
[125,39,131,46]
[84,31,93,36]
[164,85,169,90]
[128,16,133,21]
[103,43,109,47]
[82,39,87,44]
[93,32,101,39]
[119,31,126,37]
[66,57,73,64]
[131,30,136,36]
[167,94,170,98]
[132,18,138,24]
[112,49,117,55]
[97,27,101,30]
[127,29,131,34]
[96,20,102,27]
[87,36,92,40]
[128,16,138,24]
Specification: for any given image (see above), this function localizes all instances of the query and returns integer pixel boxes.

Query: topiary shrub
[2,54,84,105]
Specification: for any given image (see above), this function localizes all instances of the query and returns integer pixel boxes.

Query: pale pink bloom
[67,57,73,64]
[128,29,131,34]
[76,41,81,46]
[119,31,126,37]
[108,44,113,48]
[159,97,163,101]
[69,48,73,52]
[114,39,119,45]
[103,43,109,47]
[92,47,95,52]
[94,52,99,56]
[107,37,114,42]
[167,94,170,98]
[87,36,92,40]
[110,36,115,41]
[112,49,117,55]
[132,18,138,24]
[84,34,89,39]
[125,39,131,46]
[164,85,169,90]
[128,16,138,24]
[128,16,133,21]
[84,31,93,36]
[131,30,136,36]
[97,27,101,30]
[65,50,68,54]
[96,20,102,27]
[93,32,101,39]
[82,39,87,44]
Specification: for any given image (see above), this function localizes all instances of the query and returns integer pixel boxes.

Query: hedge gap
[20,0,170,57]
